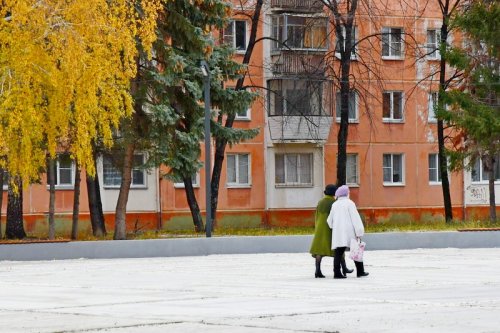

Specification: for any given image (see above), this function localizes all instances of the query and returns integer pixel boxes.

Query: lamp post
[200,61,212,238]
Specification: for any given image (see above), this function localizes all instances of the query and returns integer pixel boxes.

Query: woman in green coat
[309,184,353,278]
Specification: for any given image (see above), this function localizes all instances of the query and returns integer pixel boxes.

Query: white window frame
[271,14,328,52]
[55,154,75,188]
[471,155,500,183]
[235,107,251,121]
[227,86,252,121]
[102,153,147,189]
[335,25,358,60]
[275,153,313,187]
[46,154,75,189]
[426,29,441,60]
[226,153,251,187]
[428,92,438,123]
[428,153,442,184]
[174,173,200,188]
[383,153,405,185]
[382,27,404,59]
[382,91,404,122]
[346,153,359,186]
[336,91,359,122]
[224,20,248,53]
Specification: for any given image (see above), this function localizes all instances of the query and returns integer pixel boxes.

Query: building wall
[96,157,159,213]
[1,1,497,237]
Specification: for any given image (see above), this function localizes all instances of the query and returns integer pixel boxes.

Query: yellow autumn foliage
[0,0,163,186]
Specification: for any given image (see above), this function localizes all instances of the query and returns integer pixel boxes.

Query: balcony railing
[271,51,326,76]
[270,0,324,12]
[268,116,334,142]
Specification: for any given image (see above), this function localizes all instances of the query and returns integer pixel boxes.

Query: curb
[1,231,500,261]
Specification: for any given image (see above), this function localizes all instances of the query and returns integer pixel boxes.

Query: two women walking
[309,184,368,279]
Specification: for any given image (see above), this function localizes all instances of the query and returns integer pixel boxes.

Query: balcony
[270,0,324,12]
[267,78,334,142]
[271,51,326,76]
[270,14,328,76]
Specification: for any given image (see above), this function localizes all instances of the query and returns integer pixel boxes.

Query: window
[235,108,251,120]
[227,86,251,120]
[47,154,75,187]
[428,153,442,183]
[174,173,199,188]
[271,15,327,51]
[383,154,404,184]
[426,29,441,59]
[268,79,324,116]
[382,27,403,58]
[103,153,147,188]
[428,92,438,122]
[271,16,284,51]
[382,91,404,122]
[224,20,247,51]
[335,25,357,59]
[472,155,500,182]
[346,154,359,185]
[227,154,250,186]
[1,170,8,189]
[275,153,313,186]
[336,91,358,122]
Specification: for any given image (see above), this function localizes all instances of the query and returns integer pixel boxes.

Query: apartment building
[2,0,498,235]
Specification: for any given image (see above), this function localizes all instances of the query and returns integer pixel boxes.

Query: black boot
[354,261,369,278]
[315,255,325,278]
[341,256,354,275]
[333,247,347,279]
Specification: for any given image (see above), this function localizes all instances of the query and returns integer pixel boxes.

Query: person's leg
[341,253,353,275]
[333,247,347,278]
[315,255,325,278]
[354,261,369,277]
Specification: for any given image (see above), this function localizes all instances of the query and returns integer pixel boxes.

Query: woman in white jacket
[327,185,369,278]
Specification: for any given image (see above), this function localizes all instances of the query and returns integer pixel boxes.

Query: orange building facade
[1,0,498,236]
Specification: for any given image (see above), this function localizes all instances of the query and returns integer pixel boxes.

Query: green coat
[309,195,335,257]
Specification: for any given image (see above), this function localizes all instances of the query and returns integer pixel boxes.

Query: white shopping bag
[349,238,366,262]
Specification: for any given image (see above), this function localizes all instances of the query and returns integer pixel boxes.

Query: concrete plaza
[1,248,500,333]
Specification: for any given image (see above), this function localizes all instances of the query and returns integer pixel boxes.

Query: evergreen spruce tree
[141,0,258,232]
[443,0,499,222]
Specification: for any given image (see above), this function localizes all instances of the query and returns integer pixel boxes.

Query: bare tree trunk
[336,75,350,186]
[94,170,106,232]
[211,0,263,226]
[114,143,135,240]
[184,176,204,232]
[6,177,26,239]
[330,0,357,186]
[0,168,4,239]
[71,159,81,240]
[48,157,56,240]
[438,15,453,222]
[486,155,497,222]
[86,171,106,237]
[86,147,106,237]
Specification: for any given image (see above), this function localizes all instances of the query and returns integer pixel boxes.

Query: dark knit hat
[324,184,337,196]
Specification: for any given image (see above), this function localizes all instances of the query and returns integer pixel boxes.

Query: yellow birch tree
[0,0,163,187]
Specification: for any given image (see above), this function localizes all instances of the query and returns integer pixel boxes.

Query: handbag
[349,238,366,262]
[347,207,366,261]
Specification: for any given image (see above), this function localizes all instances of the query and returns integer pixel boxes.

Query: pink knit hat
[335,185,349,197]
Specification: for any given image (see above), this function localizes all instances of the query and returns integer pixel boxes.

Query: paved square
[1,248,499,332]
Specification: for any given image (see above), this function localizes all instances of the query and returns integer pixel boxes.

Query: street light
[200,60,212,238]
